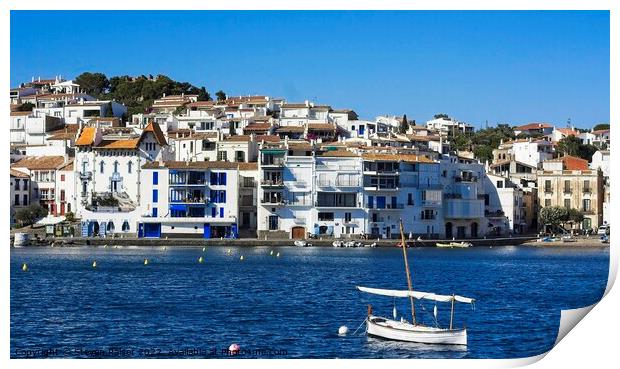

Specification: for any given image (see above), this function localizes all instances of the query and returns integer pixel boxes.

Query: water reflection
[365,336,468,359]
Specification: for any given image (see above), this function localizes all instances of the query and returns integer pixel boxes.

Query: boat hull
[366,316,467,345]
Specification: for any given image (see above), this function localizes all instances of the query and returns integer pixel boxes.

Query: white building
[439,155,486,238]
[10,111,64,146]
[493,138,554,169]
[590,150,610,177]
[483,173,526,235]
[137,161,241,238]
[426,116,474,137]
[74,122,173,236]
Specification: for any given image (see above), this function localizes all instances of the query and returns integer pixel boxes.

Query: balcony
[261,179,284,188]
[583,188,592,194]
[485,209,505,218]
[454,175,478,183]
[363,185,399,192]
[262,199,286,206]
[544,187,553,194]
[582,208,594,215]
[563,188,572,194]
[79,171,92,180]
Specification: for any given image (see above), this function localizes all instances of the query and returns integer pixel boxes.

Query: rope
[352,316,368,336]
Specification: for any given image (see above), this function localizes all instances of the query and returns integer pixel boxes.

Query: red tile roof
[141,122,168,146]
[75,127,96,146]
[515,123,552,131]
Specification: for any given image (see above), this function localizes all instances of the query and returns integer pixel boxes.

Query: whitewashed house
[483,173,526,235]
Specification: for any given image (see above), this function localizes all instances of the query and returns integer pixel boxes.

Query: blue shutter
[152,207,158,217]
[210,172,218,185]
[203,224,211,239]
[153,172,159,185]
[368,196,374,208]
[152,189,158,203]
[212,207,217,217]
[219,207,224,218]
[377,196,386,209]
[220,172,227,185]
[221,190,226,203]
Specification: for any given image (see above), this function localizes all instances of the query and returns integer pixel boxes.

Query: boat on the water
[357,220,475,345]
[436,242,473,248]
[294,240,307,247]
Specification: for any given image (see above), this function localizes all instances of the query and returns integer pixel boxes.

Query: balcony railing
[563,188,572,194]
[79,171,92,180]
[544,187,553,193]
[583,188,591,193]
[485,209,505,217]
[261,179,284,187]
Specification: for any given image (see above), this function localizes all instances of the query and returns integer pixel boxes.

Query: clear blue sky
[11,11,609,128]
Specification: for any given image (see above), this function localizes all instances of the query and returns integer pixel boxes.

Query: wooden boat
[436,242,473,248]
[357,220,475,345]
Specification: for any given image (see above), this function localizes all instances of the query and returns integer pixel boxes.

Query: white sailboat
[357,220,475,345]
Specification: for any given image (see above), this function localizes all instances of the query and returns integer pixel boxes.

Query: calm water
[11,245,608,359]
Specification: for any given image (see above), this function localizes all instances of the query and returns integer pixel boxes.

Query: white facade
[483,173,526,235]
[590,150,610,177]
[426,117,474,136]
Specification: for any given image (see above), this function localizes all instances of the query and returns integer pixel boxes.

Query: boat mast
[399,219,416,325]
[449,294,455,330]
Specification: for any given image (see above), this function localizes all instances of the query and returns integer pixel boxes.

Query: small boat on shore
[333,241,344,248]
[294,240,308,247]
[357,220,475,345]
[13,233,30,247]
[436,242,472,248]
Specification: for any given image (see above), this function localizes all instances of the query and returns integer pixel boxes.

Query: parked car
[597,224,610,236]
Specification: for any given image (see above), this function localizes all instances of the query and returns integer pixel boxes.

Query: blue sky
[11,11,609,127]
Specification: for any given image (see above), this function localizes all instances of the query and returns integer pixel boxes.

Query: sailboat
[357,219,475,345]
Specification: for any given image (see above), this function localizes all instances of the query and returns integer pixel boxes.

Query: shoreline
[10,235,610,248]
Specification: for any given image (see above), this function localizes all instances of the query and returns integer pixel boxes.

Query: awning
[357,286,475,304]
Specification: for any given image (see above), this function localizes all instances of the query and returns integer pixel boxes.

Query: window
[368,196,374,208]
[60,190,65,201]
[496,180,503,188]
[217,151,228,161]
[545,180,552,192]
[14,194,19,206]
[210,190,226,203]
[408,193,413,206]
[318,212,334,221]
[220,207,224,218]
[484,194,490,206]
[582,199,591,212]
[583,180,590,192]
[152,207,158,217]
[152,189,158,203]
[344,212,352,222]
[23,194,28,205]
[61,174,65,181]
[268,215,279,230]
[153,172,159,185]
[22,180,28,191]
[564,180,571,193]
[14,179,19,190]
[100,161,104,174]
[564,199,570,209]
[113,161,119,173]
[421,209,435,220]
[128,162,133,174]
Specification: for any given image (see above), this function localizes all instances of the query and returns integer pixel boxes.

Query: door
[242,212,250,228]
[291,226,305,239]
[445,222,453,239]
[203,223,211,239]
[144,223,161,238]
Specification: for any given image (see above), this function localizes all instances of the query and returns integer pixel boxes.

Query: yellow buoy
[198,256,204,263]
[270,250,273,256]
[240,255,244,261]
[92,260,97,268]
[144,258,149,266]
[22,263,28,272]
[276,252,280,257]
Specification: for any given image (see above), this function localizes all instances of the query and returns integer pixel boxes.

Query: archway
[445,222,453,239]
[470,222,479,238]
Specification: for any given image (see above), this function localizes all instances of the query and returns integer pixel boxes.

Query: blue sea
[10,245,609,359]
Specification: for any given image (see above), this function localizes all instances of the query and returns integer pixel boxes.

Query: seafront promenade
[13,235,544,247]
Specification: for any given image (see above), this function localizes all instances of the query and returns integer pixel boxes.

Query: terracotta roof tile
[141,122,167,146]
[514,122,552,131]
[75,127,96,146]
[96,139,140,149]
[10,169,29,178]
[11,156,67,170]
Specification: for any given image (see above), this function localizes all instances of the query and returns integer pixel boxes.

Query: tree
[434,113,449,119]
[592,123,610,131]
[539,206,568,228]
[16,102,35,111]
[556,135,581,157]
[75,72,110,96]
[14,203,48,226]
[557,135,599,161]
[215,90,227,101]
[399,114,410,134]
[566,208,584,224]
[65,211,76,222]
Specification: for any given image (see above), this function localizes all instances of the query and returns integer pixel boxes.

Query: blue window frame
[210,190,226,203]
[219,172,227,185]
[377,196,386,209]
[152,189,158,203]
[368,196,374,208]
[152,207,158,217]
[211,207,217,217]
[153,172,159,185]
[210,172,228,185]
[220,207,224,218]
